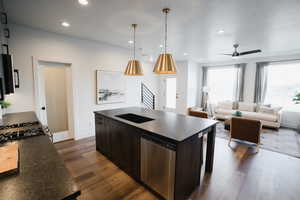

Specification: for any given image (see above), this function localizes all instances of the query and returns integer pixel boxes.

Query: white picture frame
[96,70,126,104]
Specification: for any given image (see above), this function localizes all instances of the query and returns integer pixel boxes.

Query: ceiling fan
[223,44,262,57]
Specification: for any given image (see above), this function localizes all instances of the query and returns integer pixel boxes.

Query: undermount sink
[116,113,154,124]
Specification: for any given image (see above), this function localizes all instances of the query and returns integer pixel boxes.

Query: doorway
[162,77,177,112]
[33,58,74,143]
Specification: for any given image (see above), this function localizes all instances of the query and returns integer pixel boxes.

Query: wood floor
[55,136,300,200]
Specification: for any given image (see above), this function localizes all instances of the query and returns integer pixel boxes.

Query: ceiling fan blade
[239,49,261,55]
[220,53,233,56]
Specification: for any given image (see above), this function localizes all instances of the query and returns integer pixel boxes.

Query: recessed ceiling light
[218,30,225,34]
[183,53,188,56]
[61,21,70,27]
[78,0,89,5]
[159,44,163,48]
[128,40,134,44]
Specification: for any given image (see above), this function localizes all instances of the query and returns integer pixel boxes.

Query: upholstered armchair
[229,117,262,152]
[188,108,209,119]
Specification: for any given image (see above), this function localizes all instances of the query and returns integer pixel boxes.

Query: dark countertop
[0,112,39,127]
[0,112,80,200]
[95,107,218,142]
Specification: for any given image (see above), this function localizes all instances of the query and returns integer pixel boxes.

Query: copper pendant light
[124,24,143,76]
[153,8,177,74]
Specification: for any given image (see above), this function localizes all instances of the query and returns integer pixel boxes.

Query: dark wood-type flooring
[55,136,300,200]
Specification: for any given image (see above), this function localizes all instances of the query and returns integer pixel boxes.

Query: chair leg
[228,137,232,147]
[256,143,260,153]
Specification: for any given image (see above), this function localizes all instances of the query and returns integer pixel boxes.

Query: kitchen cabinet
[95,116,111,158]
[95,115,140,179]
[110,120,140,179]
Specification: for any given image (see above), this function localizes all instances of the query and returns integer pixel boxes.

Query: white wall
[175,61,188,114]
[6,24,160,139]
[187,60,201,108]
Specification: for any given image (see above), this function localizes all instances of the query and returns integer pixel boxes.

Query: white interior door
[35,61,73,142]
[43,67,69,132]
[162,77,177,112]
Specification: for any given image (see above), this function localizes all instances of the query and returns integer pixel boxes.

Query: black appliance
[0,77,4,100]
[1,44,14,94]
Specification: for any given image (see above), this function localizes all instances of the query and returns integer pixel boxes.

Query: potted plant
[293,92,300,133]
[293,92,300,104]
[234,110,243,117]
[0,100,11,116]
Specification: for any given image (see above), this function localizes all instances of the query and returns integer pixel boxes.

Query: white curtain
[201,67,208,108]
[234,63,246,103]
[254,62,269,105]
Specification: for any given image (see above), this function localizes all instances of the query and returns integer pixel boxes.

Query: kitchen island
[94,107,218,200]
[0,112,81,200]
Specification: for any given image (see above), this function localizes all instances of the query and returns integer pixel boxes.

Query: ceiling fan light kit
[124,24,144,76]
[153,8,177,74]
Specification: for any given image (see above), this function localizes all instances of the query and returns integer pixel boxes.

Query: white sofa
[214,101,282,129]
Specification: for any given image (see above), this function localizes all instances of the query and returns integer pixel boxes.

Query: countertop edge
[94,108,218,143]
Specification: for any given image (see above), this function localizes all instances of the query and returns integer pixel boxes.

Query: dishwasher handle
[141,134,176,151]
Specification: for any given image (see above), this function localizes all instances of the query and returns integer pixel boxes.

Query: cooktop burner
[0,121,40,130]
[0,127,45,144]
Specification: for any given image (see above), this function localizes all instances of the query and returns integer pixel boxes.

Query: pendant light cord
[164,10,168,54]
[133,25,136,60]
[130,24,137,60]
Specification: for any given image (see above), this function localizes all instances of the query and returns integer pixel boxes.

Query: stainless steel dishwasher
[141,135,176,200]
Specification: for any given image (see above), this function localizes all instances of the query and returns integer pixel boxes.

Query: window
[264,62,300,111]
[206,67,237,104]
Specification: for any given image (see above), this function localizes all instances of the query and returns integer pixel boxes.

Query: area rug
[216,122,300,158]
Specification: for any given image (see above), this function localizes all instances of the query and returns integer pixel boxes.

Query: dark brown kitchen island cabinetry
[95,114,140,180]
[94,107,218,200]
[95,116,111,157]
[109,119,140,179]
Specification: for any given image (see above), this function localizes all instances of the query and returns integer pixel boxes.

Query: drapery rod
[203,58,300,68]
[203,63,246,68]
[267,58,300,64]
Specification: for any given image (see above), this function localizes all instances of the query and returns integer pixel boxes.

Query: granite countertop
[0,112,80,200]
[0,112,39,127]
[95,107,218,143]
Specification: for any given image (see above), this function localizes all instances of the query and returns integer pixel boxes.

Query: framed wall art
[96,70,126,104]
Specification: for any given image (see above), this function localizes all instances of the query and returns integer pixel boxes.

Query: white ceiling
[5,0,300,62]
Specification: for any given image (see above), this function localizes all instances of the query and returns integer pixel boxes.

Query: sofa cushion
[189,107,203,112]
[238,102,256,112]
[217,100,233,110]
[258,106,282,115]
[215,108,236,115]
[242,111,278,122]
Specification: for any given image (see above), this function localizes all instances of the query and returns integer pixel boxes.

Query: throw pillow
[258,106,282,114]
[218,101,233,110]
[238,102,256,112]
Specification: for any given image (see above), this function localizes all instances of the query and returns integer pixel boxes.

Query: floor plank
[55,136,300,200]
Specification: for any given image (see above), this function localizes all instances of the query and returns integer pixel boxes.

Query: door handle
[41,107,46,110]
